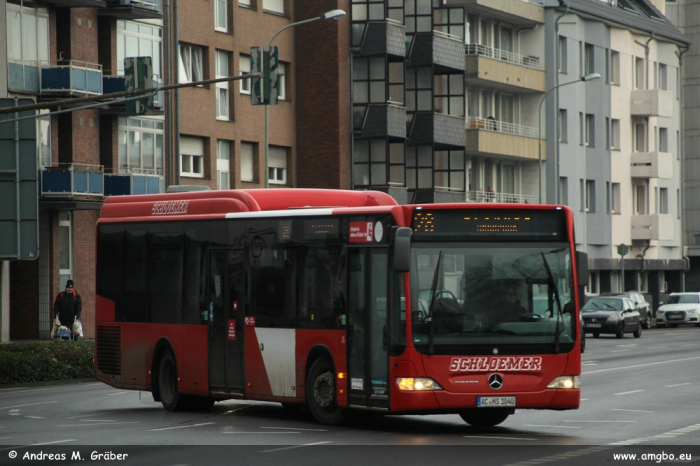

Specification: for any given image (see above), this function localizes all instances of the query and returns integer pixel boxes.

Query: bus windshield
[410,243,575,355]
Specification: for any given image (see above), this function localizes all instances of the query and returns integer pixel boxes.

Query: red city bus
[95,188,587,427]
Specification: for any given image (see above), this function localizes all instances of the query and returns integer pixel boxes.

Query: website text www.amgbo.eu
[613,451,692,463]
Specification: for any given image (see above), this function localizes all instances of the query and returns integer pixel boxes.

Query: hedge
[0,340,94,385]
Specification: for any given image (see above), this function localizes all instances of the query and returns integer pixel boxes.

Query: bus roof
[98,188,398,220]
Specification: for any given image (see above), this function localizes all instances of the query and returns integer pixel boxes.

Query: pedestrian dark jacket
[54,290,82,328]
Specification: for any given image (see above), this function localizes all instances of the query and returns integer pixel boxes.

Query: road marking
[611,350,630,353]
[260,426,328,432]
[611,409,653,413]
[9,409,19,416]
[66,413,107,419]
[261,441,332,453]
[24,416,44,419]
[646,347,665,349]
[564,420,637,423]
[80,419,119,422]
[665,382,691,387]
[147,422,215,431]
[0,388,50,395]
[224,432,300,434]
[464,435,538,441]
[106,392,128,396]
[58,422,139,427]
[614,390,644,396]
[582,356,700,375]
[0,401,57,410]
[0,440,76,452]
[523,425,581,429]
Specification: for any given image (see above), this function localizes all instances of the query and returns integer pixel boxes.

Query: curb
[0,378,97,389]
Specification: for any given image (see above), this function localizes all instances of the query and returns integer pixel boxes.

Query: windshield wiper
[426,252,442,356]
[541,252,563,354]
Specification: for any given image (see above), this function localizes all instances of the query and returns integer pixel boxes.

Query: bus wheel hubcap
[314,373,334,408]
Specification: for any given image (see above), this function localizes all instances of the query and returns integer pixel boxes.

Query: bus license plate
[586,323,601,328]
[477,396,515,407]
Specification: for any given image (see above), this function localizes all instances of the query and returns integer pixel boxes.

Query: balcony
[8,60,40,94]
[409,31,465,73]
[41,0,106,6]
[356,103,406,139]
[40,164,104,199]
[357,20,406,59]
[465,44,545,92]
[631,151,673,179]
[442,0,543,26]
[466,117,540,160]
[99,0,162,19]
[630,89,673,117]
[40,60,102,96]
[409,112,465,148]
[631,214,674,241]
[104,172,162,195]
[101,73,164,113]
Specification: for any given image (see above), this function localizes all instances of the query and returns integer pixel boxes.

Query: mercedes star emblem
[488,373,504,390]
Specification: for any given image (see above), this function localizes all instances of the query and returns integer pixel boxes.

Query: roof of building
[559,0,690,46]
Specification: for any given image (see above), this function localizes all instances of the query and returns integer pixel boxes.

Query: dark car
[581,296,642,339]
[602,291,651,328]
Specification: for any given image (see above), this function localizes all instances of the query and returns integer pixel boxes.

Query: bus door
[208,249,245,395]
[347,248,390,409]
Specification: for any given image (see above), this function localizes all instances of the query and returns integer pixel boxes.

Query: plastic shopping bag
[72,317,83,338]
[51,316,61,339]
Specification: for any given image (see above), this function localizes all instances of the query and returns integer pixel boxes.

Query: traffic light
[250,46,278,106]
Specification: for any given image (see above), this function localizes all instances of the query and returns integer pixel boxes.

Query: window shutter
[241,143,254,181]
[180,136,203,156]
[268,146,287,169]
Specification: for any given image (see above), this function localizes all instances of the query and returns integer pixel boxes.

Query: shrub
[0,340,94,385]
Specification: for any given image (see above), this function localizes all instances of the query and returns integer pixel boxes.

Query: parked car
[580,313,586,353]
[656,292,700,328]
[581,296,642,339]
[602,291,652,329]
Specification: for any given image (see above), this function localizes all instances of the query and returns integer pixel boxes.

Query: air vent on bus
[96,326,122,376]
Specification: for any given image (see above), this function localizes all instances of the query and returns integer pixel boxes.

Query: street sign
[617,243,628,257]
[0,98,38,260]
[124,57,155,116]
[250,46,278,106]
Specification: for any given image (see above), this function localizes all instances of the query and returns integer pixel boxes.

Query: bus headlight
[396,377,443,391]
[547,376,580,389]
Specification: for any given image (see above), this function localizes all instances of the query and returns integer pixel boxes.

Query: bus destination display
[412,209,566,241]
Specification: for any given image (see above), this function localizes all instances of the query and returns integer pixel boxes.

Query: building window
[434,150,466,192]
[268,146,288,184]
[407,146,434,189]
[117,20,164,97]
[586,180,595,212]
[579,112,584,145]
[239,54,251,94]
[118,117,165,175]
[585,114,595,147]
[6,2,49,91]
[58,211,73,290]
[354,139,387,187]
[559,36,567,73]
[588,271,599,295]
[659,187,668,214]
[180,136,205,178]
[559,109,568,143]
[610,50,620,85]
[585,43,595,75]
[658,63,668,90]
[612,182,621,214]
[434,7,465,41]
[239,0,252,7]
[580,179,585,212]
[611,119,620,150]
[217,140,230,190]
[434,73,465,117]
[215,0,228,32]
[635,122,646,152]
[559,177,568,205]
[635,184,646,214]
[179,44,204,83]
[216,50,229,120]
[263,0,284,15]
[635,56,645,89]
[659,127,668,152]
[241,142,256,182]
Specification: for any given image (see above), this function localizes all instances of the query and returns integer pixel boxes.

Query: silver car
[656,293,700,328]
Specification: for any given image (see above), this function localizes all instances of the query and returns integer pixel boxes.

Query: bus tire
[459,409,511,427]
[306,357,345,426]
[158,351,188,412]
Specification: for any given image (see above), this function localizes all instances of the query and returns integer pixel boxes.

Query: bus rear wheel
[459,409,511,427]
[306,357,345,426]
[158,351,189,412]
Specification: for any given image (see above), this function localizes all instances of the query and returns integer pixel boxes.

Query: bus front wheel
[459,409,511,427]
[306,357,345,426]
[158,351,189,412]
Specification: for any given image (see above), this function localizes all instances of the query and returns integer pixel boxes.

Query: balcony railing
[40,164,104,198]
[467,116,539,139]
[104,170,162,195]
[466,190,536,204]
[40,60,103,96]
[465,44,543,70]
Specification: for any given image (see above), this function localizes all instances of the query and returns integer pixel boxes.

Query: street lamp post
[538,72,601,203]
[263,9,346,188]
